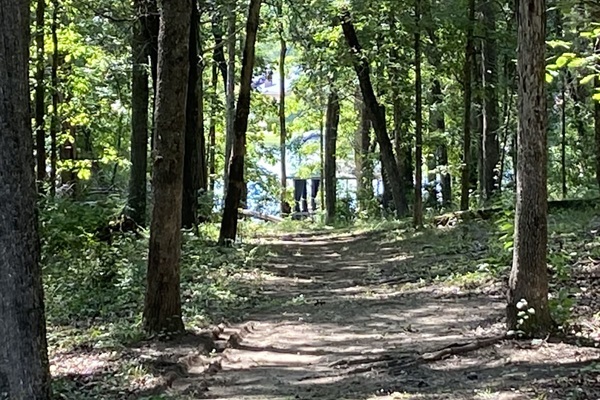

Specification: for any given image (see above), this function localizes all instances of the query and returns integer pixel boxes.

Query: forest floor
[49,213,600,399]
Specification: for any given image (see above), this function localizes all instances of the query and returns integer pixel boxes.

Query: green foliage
[42,200,269,352]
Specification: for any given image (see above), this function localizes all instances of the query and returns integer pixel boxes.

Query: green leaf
[545,73,554,83]
[547,39,571,49]
[593,92,600,102]
[580,74,596,85]
[568,57,587,68]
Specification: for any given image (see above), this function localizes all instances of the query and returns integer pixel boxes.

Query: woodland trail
[199,227,600,400]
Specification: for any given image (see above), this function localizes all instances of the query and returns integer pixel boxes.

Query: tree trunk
[147,0,160,151]
[561,74,567,199]
[50,0,59,197]
[126,0,151,226]
[0,0,52,396]
[340,12,408,218]
[507,0,553,337]
[218,0,262,244]
[355,89,374,212]
[35,0,47,191]
[211,9,227,86]
[325,90,340,225]
[143,0,191,334]
[182,0,201,229]
[278,6,287,214]
[392,88,413,204]
[224,0,236,190]
[414,0,423,228]
[209,63,217,191]
[595,39,600,191]
[460,0,475,211]
[429,80,450,206]
[481,0,500,201]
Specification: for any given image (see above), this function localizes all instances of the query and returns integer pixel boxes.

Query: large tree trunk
[414,0,423,228]
[218,0,262,244]
[223,0,236,190]
[35,0,47,191]
[481,0,500,201]
[0,0,52,396]
[126,0,151,226]
[182,0,201,229]
[324,90,340,225]
[507,0,553,337]
[143,0,191,334]
[50,0,59,197]
[340,12,408,218]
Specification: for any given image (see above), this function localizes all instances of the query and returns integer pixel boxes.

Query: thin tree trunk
[147,0,159,151]
[430,80,449,207]
[481,0,500,201]
[50,0,59,197]
[325,90,340,225]
[211,8,227,86]
[595,38,600,191]
[218,0,262,244]
[126,0,151,226]
[182,0,201,229]
[561,74,567,199]
[460,0,475,211]
[144,0,191,334]
[209,63,217,192]
[414,0,423,227]
[498,60,513,193]
[507,0,553,337]
[35,0,47,191]
[356,89,374,211]
[278,5,287,214]
[0,0,52,395]
[340,12,408,218]
[224,0,236,190]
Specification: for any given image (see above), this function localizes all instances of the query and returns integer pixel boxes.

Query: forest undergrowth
[45,199,600,399]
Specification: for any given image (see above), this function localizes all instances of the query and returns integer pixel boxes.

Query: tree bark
[209,63,217,191]
[50,0,59,197]
[481,0,500,201]
[355,89,374,212]
[224,0,236,190]
[126,0,151,226]
[507,0,553,337]
[218,0,262,244]
[460,0,475,211]
[182,0,201,229]
[147,0,160,151]
[561,74,567,199]
[278,4,287,214]
[414,0,423,228]
[340,11,408,218]
[325,90,340,225]
[34,0,47,191]
[0,0,52,396]
[595,39,600,191]
[144,0,191,334]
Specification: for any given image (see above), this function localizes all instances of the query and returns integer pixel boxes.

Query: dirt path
[200,229,599,400]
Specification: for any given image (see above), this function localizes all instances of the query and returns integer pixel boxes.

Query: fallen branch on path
[419,334,506,362]
[239,209,284,223]
[331,334,507,376]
